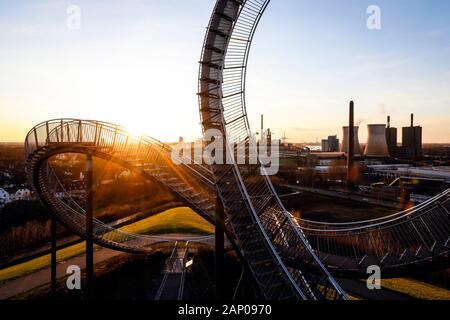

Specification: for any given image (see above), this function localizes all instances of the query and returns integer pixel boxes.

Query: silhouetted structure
[347,101,356,189]
[386,116,398,156]
[25,118,450,301]
[341,126,361,155]
[21,0,447,302]
[322,135,339,152]
[402,113,422,158]
[85,153,94,299]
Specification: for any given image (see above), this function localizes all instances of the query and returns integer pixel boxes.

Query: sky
[0,0,449,143]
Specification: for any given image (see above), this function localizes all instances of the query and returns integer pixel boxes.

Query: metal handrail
[26,117,450,275]
[25,120,218,253]
[295,189,450,232]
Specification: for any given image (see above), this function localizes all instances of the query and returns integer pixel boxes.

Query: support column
[85,153,94,299]
[50,216,57,296]
[215,192,225,300]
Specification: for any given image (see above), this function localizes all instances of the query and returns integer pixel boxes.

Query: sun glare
[123,123,146,139]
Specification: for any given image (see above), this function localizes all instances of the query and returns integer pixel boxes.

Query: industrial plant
[274,102,449,209]
[317,108,423,161]
[341,126,362,155]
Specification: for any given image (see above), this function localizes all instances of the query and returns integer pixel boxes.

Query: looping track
[24,0,450,300]
[25,119,216,253]
[198,0,450,299]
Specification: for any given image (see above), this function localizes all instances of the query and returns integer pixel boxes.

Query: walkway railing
[25,119,217,253]
[199,0,347,300]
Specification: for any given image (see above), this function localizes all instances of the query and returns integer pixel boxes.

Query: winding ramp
[25,119,216,253]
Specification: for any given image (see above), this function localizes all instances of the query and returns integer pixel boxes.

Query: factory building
[386,116,398,156]
[402,114,422,158]
[384,114,423,159]
[321,135,339,152]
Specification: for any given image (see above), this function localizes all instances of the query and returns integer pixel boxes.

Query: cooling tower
[341,126,361,155]
[365,124,389,157]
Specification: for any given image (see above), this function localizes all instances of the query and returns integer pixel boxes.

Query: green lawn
[0,207,213,284]
[118,206,213,235]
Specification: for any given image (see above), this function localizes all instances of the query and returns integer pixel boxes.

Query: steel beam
[215,192,225,300]
[51,216,57,296]
[85,153,94,299]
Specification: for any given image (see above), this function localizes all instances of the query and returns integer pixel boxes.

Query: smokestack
[261,114,264,135]
[347,101,355,189]
[411,113,414,127]
[387,116,391,128]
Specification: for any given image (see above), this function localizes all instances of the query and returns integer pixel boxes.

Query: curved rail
[198,0,450,282]
[298,189,450,231]
[25,119,217,253]
[294,189,450,276]
[25,117,450,294]
[24,0,450,301]
[199,0,347,300]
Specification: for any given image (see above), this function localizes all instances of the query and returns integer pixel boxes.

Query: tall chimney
[411,113,414,127]
[261,114,264,135]
[387,116,391,128]
[347,101,355,189]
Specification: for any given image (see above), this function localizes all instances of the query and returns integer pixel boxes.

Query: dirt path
[0,233,206,300]
[337,278,411,300]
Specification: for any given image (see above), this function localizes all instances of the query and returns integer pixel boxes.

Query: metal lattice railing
[25,117,450,291]
[198,0,450,288]
[25,119,217,252]
[292,189,450,273]
[23,0,450,300]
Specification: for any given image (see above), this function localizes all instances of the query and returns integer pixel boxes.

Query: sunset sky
[1,0,449,143]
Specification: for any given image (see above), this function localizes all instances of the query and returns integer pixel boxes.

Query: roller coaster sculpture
[25,0,450,300]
